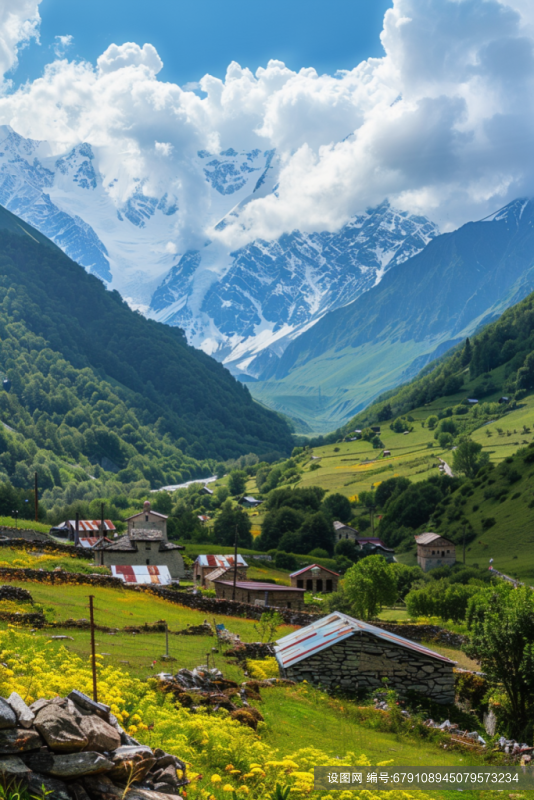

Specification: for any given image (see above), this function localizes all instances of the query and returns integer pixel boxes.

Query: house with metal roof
[415,532,456,572]
[111,565,172,585]
[213,579,305,610]
[238,496,263,508]
[274,612,455,703]
[290,564,339,593]
[193,554,248,586]
[52,520,116,542]
[93,501,185,579]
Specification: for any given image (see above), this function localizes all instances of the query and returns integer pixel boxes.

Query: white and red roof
[290,563,340,578]
[111,565,172,585]
[78,536,112,549]
[195,554,248,569]
[274,611,453,669]
[64,520,116,532]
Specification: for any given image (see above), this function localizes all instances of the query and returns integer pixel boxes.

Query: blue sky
[13,0,393,87]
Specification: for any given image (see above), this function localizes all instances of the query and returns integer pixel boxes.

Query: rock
[121,731,142,746]
[78,713,121,752]
[109,755,156,783]
[27,773,72,800]
[67,783,92,800]
[153,784,179,795]
[154,764,178,784]
[0,697,17,729]
[111,744,153,761]
[0,727,42,754]
[48,751,114,778]
[0,755,31,774]
[30,698,51,714]
[7,692,35,729]
[80,774,122,798]
[67,690,110,721]
[34,704,88,753]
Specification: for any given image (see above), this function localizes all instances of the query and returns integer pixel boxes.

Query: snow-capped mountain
[150,204,438,377]
[0,124,437,377]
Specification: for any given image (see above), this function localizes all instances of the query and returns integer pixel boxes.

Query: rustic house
[93,501,184,579]
[274,612,454,703]
[213,579,305,609]
[415,532,456,572]
[333,521,359,542]
[290,564,339,593]
[53,519,116,543]
[357,537,396,562]
[238,496,263,508]
[193,554,248,586]
[126,501,168,537]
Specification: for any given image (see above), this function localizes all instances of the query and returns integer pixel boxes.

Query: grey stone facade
[281,631,455,703]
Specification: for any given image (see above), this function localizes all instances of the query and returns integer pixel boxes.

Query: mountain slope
[0,204,293,492]
[249,199,534,430]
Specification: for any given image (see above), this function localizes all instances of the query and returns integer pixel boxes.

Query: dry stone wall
[0,537,94,559]
[0,526,50,542]
[281,631,455,704]
[0,689,187,799]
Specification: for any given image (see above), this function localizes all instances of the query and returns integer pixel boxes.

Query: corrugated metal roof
[65,520,116,532]
[274,612,454,669]
[78,537,111,549]
[111,565,172,585]
[195,554,248,568]
[358,538,395,551]
[290,563,340,578]
[204,566,229,582]
[214,580,304,592]
[415,532,454,546]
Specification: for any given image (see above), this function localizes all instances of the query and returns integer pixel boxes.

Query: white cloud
[53,34,73,59]
[0,0,41,90]
[1,0,534,248]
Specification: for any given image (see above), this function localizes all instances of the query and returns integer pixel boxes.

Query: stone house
[213,579,305,610]
[415,532,456,572]
[93,501,185,579]
[204,566,247,589]
[193,554,248,586]
[290,564,339,593]
[357,537,396,562]
[333,521,359,542]
[126,501,168,537]
[275,612,454,703]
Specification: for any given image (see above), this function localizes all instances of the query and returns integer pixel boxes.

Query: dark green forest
[0,205,293,495]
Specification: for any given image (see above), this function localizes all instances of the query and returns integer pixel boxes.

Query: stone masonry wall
[283,631,455,704]
[0,538,94,559]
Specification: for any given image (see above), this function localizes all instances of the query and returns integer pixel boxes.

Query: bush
[308,547,329,559]
[274,551,298,571]
[481,517,496,530]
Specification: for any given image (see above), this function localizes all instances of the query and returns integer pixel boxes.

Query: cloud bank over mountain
[0,0,534,249]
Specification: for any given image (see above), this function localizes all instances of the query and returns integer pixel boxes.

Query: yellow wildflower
[211,775,222,784]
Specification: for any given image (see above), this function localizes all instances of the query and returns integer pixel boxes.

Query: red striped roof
[274,612,454,668]
[66,520,116,532]
[111,565,172,585]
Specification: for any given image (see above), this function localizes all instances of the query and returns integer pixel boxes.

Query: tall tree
[343,555,398,620]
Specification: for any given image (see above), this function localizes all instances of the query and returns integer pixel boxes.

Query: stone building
[126,501,168,537]
[290,564,339,593]
[275,612,454,703]
[204,566,247,589]
[213,579,305,610]
[93,501,185,579]
[334,521,359,542]
[193,554,248,586]
[415,532,456,572]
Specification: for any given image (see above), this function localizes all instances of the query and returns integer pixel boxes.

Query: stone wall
[0,526,50,542]
[0,538,94,559]
[281,631,455,704]
[0,567,124,588]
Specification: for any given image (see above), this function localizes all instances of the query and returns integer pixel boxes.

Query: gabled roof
[126,509,168,520]
[78,536,111,549]
[214,580,304,592]
[333,521,358,532]
[274,612,453,669]
[195,554,248,569]
[415,532,455,546]
[290,563,340,578]
[94,535,136,552]
[358,537,395,552]
[204,566,230,582]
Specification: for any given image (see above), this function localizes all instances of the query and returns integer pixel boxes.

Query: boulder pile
[0,689,187,799]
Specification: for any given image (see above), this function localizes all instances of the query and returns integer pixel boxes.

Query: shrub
[481,517,496,529]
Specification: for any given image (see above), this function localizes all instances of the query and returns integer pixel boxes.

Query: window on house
[145,515,149,521]
[316,579,323,592]
[145,544,151,551]
[132,522,135,528]
[297,579,303,588]
[442,551,445,557]
[326,579,332,592]
[306,579,312,591]
[287,602,291,609]
[146,559,150,565]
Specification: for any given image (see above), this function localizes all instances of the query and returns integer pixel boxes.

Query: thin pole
[89,596,98,703]
[34,472,38,523]
[165,621,169,658]
[232,524,238,601]
[463,525,466,565]
[75,511,79,546]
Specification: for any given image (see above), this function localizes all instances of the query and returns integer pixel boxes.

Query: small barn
[415,532,456,572]
[290,564,339,593]
[193,554,248,586]
[357,537,396,562]
[274,612,454,703]
[333,521,359,542]
[126,501,168,537]
[213,579,305,610]
[238,496,263,508]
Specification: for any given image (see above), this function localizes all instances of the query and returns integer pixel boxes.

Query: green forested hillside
[0,205,292,496]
